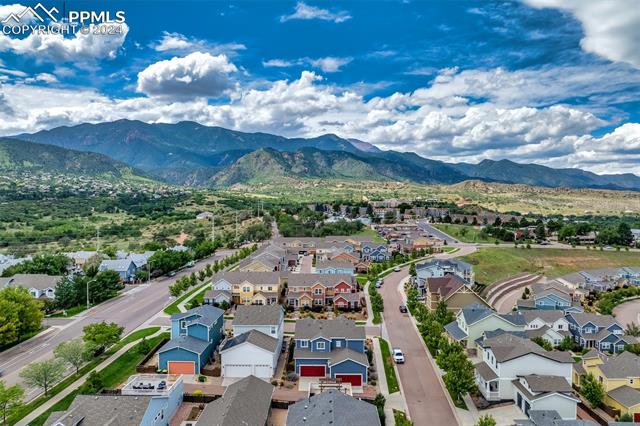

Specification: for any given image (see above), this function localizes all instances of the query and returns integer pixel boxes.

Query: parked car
[399,304,408,313]
[168,271,177,277]
[392,348,405,364]
[375,282,382,288]
[394,266,401,272]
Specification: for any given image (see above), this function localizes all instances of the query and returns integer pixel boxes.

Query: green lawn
[49,305,87,318]
[8,327,161,425]
[164,280,210,315]
[463,247,640,285]
[355,228,386,243]
[432,224,497,243]
[30,333,169,426]
[394,410,413,425]
[378,337,400,393]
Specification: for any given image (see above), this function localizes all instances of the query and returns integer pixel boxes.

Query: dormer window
[300,340,308,348]
[317,341,326,350]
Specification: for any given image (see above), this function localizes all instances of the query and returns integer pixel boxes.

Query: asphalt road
[613,298,640,327]
[379,266,459,426]
[0,249,234,400]
[416,221,458,245]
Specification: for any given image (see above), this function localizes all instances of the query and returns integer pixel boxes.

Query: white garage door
[224,364,253,378]
[254,364,273,379]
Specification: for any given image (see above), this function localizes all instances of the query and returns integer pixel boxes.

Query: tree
[82,322,123,354]
[625,322,640,337]
[435,299,453,324]
[0,380,24,425]
[475,414,496,426]
[54,339,89,375]
[20,359,65,396]
[443,354,476,403]
[409,263,417,277]
[0,287,43,346]
[581,373,605,408]
[559,336,573,351]
[1,253,70,277]
[54,277,79,310]
[373,393,386,425]
[618,413,633,422]
[531,336,553,351]
[79,371,104,395]
[535,223,546,241]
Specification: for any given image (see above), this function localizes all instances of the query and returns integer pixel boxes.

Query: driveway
[0,249,236,401]
[379,266,458,426]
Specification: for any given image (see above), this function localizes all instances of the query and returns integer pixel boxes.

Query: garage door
[254,364,273,379]
[168,361,195,375]
[224,364,253,378]
[335,374,362,387]
[634,413,640,423]
[300,365,326,377]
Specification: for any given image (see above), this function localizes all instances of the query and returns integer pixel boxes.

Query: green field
[432,224,498,243]
[463,248,640,285]
[355,228,386,243]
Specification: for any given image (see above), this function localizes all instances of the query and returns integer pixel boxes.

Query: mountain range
[9,119,640,191]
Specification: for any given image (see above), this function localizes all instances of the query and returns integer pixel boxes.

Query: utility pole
[96,227,100,253]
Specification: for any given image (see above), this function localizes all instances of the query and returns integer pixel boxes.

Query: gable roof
[567,312,618,328]
[172,305,224,327]
[461,303,493,324]
[316,260,355,270]
[480,334,573,364]
[294,317,364,340]
[520,375,573,393]
[608,385,640,408]
[99,259,136,272]
[286,389,381,426]
[516,410,598,426]
[0,273,62,290]
[287,273,355,288]
[221,330,278,353]
[196,375,274,426]
[233,304,283,327]
[159,335,210,355]
[44,394,151,426]
[521,310,565,324]
[597,351,640,379]
[212,271,280,285]
[426,275,466,300]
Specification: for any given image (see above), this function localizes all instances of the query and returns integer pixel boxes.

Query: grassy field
[355,228,386,243]
[378,337,400,393]
[463,248,640,285]
[432,224,497,243]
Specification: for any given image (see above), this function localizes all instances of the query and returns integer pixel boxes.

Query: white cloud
[262,56,352,73]
[1,67,639,174]
[0,23,129,62]
[524,0,640,69]
[136,51,237,99]
[150,31,246,56]
[280,2,351,23]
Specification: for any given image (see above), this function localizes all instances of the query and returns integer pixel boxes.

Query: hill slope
[0,138,147,179]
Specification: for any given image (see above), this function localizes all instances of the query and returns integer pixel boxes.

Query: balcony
[122,374,182,396]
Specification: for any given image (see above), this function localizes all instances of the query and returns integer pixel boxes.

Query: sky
[0,0,639,175]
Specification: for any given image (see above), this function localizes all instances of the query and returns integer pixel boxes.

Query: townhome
[423,275,490,312]
[286,273,360,310]
[286,389,381,426]
[474,333,576,419]
[574,351,640,421]
[416,258,474,285]
[44,375,183,426]
[619,267,640,286]
[210,271,281,306]
[561,269,622,292]
[238,246,285,272]
[522,310,572,347]
[315,259,355,275]
[444,303,527,350]
[360,243,390,261]
[158,305,224,375]
[517,281,577,311]
[196,376,274,426]
[331,251,360,265]
[565,312,632,353]
[0,273,62,299]
[293,317,368,387]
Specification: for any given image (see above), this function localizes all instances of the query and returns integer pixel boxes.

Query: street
[0,249,234,400]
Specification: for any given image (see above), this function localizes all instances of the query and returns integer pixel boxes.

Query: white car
[394,266,401,272]
[392,348,405,364]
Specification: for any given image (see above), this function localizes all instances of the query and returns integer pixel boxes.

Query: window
[270,326,276,335]
[630,379,634,385]
[314,288,323,295]
[300,340,308,348]
[557,324,563,330]
[180,320,186,330]
[243,286,251,292]
[335,340,342,348]
[268,286,273,291]
[317,341,326,350]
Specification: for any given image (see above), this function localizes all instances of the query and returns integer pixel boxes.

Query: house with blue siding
[516,281,581,312]
[158,305,224,375]
[315,260,355,275]
[293,317,368,387]
[98,259,138,282]
[565,312,634,353]
[360,244,390,262]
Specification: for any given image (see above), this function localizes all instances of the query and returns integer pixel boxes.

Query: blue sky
[1,0,639,174]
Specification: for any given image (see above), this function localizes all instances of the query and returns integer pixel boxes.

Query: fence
[135,337,169,373]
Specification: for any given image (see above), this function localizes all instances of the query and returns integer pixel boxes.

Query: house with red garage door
[158,305,225,375]
[293,317,368,388]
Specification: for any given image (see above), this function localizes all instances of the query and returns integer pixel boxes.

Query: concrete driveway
[379,266,459,426]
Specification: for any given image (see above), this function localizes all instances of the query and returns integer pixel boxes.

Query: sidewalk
[17,328,166,426]
[372,337,408,426]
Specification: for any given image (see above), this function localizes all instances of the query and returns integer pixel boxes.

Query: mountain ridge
[10,120,640,191]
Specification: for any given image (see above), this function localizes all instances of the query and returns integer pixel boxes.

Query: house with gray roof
[565,312,630,353]
[416,258,474,285]
[98,258,138,282]
[315,259,355,275]
[444,303,527,349]
[196,375,274,426]
[220,329,279,380]
[286,389,381,426]
[0,273,62,299]
[293,317,368,388]
[474,333,576,419]
[515,410,597,426]
[232,304,284,342]
[158,305,224,375]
